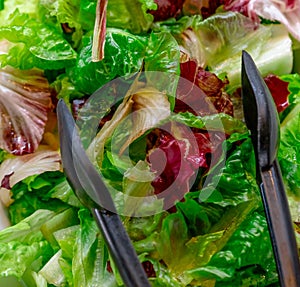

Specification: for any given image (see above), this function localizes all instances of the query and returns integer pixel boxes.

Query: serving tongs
[57,99,151,287]
[242,51,300,286]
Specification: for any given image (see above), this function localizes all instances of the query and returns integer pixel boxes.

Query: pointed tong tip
[241,50,279,168]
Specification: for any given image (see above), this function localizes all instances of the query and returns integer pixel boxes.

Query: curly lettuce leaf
[51,74,85,102]
[0,209,55,279]
[278,73,300,198]
[7,171,68,224]
[193,137,259,207]
[0,11,77,70]
[106,0,156,34]
[39,0,83,48]
[281,73,300,106]
[153,199,258,284]
[185,212,277,286]
[0,0,38,22]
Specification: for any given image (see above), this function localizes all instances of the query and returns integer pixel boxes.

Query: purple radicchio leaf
[0,66,52,155]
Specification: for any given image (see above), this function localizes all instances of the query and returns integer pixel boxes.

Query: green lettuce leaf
[0,10,77,70]
[189,212,277,286]
[67,29,146,94]
[278,106,300,198]
[38,250,66,286]
[171,112,248,135]
[72,208,116,287]
[0,149,7,163]
[53,225,79,286]
[72,0,156,35]
[278,74,300,198]
[0,0,38,22]
[144,31,180,106]
[39,0,83,48]
[154,199,258,284]
[9,171,70,224]
[281,73,300,106]
[151,15,202,35]
[188,137,259,207]
[0,209,54,279]
[76,0,97,31]
[51,74,86,101]
[106,0,156,34]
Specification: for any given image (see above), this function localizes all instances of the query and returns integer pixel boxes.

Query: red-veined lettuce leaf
[175,12,293,90]
[264,74,290,112]
[176,60,233,116]
[224,0,300,41]
[0,67,53,155]
[148,0,185,21]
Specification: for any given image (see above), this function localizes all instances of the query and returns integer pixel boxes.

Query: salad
[0,0,300,286]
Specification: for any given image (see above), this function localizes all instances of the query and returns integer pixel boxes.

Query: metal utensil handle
[91,208,151,287]
[261,160,300,287]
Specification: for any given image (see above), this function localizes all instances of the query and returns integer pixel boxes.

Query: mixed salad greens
[0,0,300,286]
